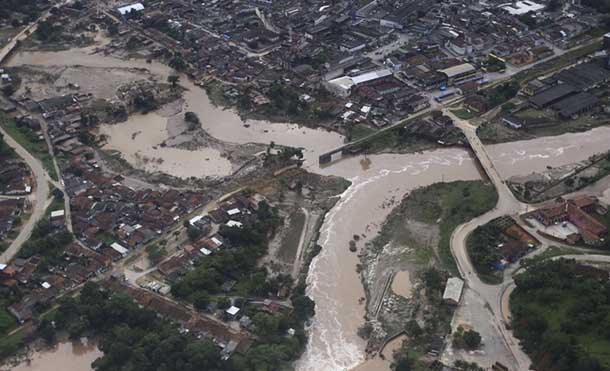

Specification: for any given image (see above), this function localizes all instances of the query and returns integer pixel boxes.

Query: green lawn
[0,113,58,181]
[0,329,23,359]
[350,123,376,141]
[44,192,65,218]
[451,108,477,120]
[0,307,16,336]
[403,181,499,275]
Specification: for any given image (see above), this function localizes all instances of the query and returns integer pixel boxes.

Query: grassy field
[0,329,23,359]
[349,123,376,141]
[400,181,498,275]
[0,113,58,181]
[451,108,477,120]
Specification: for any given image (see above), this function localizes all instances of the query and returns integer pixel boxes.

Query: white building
[117,3,145,16]
[111,242,129,257]
[442,277,464,305]
[326,69,393,97]
[501,1,545,15]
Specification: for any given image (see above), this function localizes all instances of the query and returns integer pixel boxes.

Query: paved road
[0,0,75,262]
[0,126,50,264]
[444,110,533,370]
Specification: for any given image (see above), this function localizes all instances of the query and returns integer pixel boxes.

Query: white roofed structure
[50,210,65,218]
[443,277,464,305]
[111,242,129,256]
[117,3,145,15]
[226,306,240,316]
[327,69,393,97]
[501,1,545,15]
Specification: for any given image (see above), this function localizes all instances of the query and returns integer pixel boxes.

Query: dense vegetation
[18,218,73,264]
[511,259,610,371]
[0,0,45,24]
[47,282,228,371]
[46,279,314,370]
[467,222,504,283]
[582,0,610,13]
[486,82,520,108]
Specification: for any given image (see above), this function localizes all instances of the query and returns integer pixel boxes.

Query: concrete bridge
[318,108,433,165]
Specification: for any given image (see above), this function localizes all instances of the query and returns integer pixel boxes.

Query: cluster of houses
[103,277,253,360]
[90,0,609,134]
[2,242,113,323]
[524,195,609,245]
[0,198,26,240]
[0,159,31,196]
[154,192,269,280]
[63,156,209,257]
[0,151,31,240]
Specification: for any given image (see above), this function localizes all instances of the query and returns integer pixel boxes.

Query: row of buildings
[99,0,609,134]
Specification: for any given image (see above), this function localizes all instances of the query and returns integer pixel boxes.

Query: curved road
[0,126,51,264]
[0,0,75,263]
[446,110,532,370]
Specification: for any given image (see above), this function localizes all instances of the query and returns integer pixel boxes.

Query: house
[226,305,240,320]
[158,255,189,278]
[37,95,75,113]
[110,242,129,257]
[529,196,608,244]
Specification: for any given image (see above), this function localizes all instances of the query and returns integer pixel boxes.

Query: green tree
[253,313,280,340]
[463,329,482,350]
[192,291,210,310]
[167,75,180,87]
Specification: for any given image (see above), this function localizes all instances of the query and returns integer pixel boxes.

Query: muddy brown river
[6,45,610,371]
[8,340,100,371]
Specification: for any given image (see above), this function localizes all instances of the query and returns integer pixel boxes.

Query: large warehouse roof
[118,3,145,15]
[438,63,475,78]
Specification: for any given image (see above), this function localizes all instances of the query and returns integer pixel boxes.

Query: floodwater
[8,48,344,171]
[6,44,610,371]
[351,334,407,371]
[486,126,610,179]
[10,339,101,371]
[296,149,481,371]
[99,112,232,178]
[391,270,413,299]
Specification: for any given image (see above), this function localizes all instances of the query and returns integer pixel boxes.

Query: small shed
[442,277,464,305]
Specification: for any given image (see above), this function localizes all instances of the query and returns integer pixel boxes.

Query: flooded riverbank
[8,339,101,371]
[7,48,344,171]
[98,112,233,178]
[296,149,481,371]
[486,126,610,178]
[6,44,610,371]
